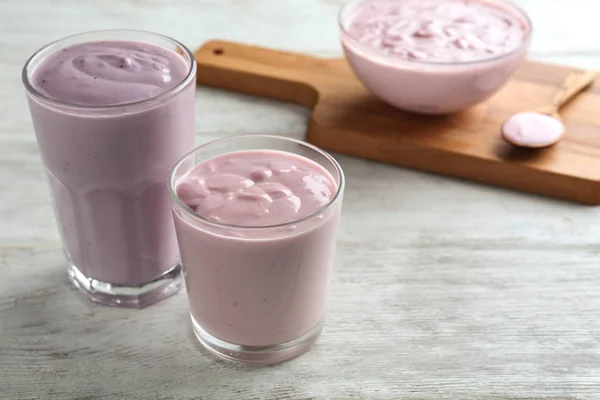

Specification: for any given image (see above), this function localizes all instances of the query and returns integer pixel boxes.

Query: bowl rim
[338,0,533,67]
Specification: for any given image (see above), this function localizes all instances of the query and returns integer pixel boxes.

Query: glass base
[191,315,324,365]
[67,263,182,309]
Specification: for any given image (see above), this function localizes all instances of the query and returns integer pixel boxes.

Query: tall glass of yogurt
[22,30,197,308]
[169,135,345,364]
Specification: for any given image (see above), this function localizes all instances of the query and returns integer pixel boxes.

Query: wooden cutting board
[194,40,600,205]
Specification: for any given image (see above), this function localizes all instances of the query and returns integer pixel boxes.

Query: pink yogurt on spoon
[501,111,565,148]
[170,142,344,364]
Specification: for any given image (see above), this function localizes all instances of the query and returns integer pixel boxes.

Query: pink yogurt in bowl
[339,0,532,114]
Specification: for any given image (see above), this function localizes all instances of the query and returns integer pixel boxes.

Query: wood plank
[195,40,600,205]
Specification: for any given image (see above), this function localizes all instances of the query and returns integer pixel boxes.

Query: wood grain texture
[194,40,600,205]
[541,70,597,113]
[1,0,600,399]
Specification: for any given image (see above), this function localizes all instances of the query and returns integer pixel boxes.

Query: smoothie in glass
[169,135,344,364]
[22,30,197,308]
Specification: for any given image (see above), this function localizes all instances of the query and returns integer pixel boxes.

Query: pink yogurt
[170,140,344,363]
[501,112,565,148]
[23,32,196,307]
[339,0,532,114]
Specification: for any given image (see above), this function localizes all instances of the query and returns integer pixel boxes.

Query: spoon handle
[549,69,597,111]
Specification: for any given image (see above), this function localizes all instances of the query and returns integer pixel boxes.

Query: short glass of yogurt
[168,135,345,365]
[22,30,197,308]
[339,0,532,114]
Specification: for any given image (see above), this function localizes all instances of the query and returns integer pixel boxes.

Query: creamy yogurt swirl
[31,40,189,105]
[346,0,527,62]
[176,150,336,228]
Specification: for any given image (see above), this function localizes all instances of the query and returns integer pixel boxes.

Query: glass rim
[21,29,197,110]
[168,134,346,231]
[338,0,533,67]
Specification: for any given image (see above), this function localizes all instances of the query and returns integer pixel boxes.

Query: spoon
[501,69,597,149]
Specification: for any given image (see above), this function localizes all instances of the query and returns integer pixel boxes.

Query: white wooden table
[1,0,599,399]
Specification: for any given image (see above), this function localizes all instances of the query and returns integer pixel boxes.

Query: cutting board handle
[194,40,323,108]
